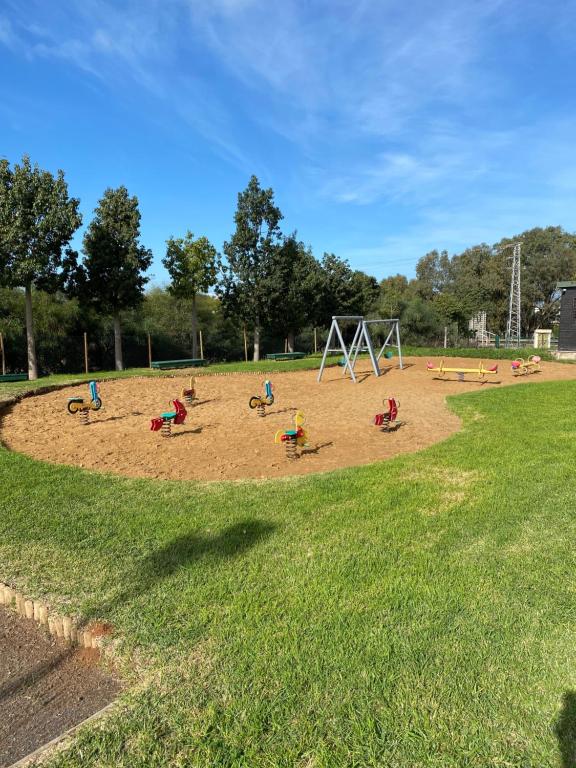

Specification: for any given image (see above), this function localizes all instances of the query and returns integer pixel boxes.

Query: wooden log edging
[0,581,105,651]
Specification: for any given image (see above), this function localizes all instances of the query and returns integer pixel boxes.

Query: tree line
[2,155,575,378]
[0,157,377,378]
[380,227,576,343]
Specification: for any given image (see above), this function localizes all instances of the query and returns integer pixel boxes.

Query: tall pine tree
[219,176,283,361]
[76,187,152,370]
[0,156,81,379]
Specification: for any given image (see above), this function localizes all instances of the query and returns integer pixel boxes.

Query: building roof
[556,282,576,289]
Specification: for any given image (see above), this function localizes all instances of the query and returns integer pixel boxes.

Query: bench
[151,359,208,370]
[265,352,306,361]
[0,373,28,383]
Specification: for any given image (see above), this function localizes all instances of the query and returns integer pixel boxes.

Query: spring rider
[249,380,274,417]
[67,381,102,425]
[150,399,187,438]
[181,377,196,406]
[373,397,401,432]
[274,411,308,459]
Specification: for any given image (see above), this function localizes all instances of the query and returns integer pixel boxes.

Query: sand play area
[1,357,575,482]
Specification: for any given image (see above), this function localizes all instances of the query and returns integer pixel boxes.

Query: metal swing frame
[317,316,403,383]
[361,319,403,370]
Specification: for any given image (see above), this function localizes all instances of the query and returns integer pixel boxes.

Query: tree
[495,227,576,333]
[219,176,283,361]
[415,249,450,300]
[378,274,415,318]
[163,231,219,359]
[267,235,324,351]
[76,186,152,370]
[349,270,380,315]
[315,253,378,324]
[0,155,81,379]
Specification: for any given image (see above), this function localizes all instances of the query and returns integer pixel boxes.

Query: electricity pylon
[504,242,522,348]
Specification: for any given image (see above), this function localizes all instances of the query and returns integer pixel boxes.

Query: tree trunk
[287,331,295,353]
[253,321,261,362]
[191,293,198,359]
[24,284,38,380]
[113,312,124,371]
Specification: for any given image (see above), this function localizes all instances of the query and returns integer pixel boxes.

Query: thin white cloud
[1,0,574,272]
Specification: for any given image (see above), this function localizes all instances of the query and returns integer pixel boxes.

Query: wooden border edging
[0,583,104,652]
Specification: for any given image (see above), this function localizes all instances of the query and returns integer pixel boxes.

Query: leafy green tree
[495,227,576,333]
[267,235,324,351]
[349,270,380,315]
[0,155,81,378]
[415,250,451,300]
[219,176,283,361]
[163,231,219,358]
[378,274,415,318]
[401,297,444,344]
[75,186,152,370]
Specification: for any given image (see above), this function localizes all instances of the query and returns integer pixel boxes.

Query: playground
[1,356,575,482]
[2,359,576,766]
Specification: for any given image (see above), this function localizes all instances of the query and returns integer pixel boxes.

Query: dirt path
[1,357,575,482]
[0,607,119,767]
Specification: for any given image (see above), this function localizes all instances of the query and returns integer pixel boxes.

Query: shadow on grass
[556,691,576,767]
[97,519,277,615]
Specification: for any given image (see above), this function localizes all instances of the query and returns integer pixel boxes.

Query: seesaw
[511,355,541,376]
[426,360,498,382]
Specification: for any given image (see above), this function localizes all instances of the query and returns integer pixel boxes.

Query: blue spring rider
[67,380,102,415]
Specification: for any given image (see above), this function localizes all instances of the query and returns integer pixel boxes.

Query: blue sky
[1,0,575,285]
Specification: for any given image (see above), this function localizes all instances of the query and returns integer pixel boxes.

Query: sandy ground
[0,607,119,768]
[1,357,575,482]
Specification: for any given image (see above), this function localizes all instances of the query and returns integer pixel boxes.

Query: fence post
[0,332,5,375]
[443,326,447,349]
[243,326,248,362]
[199,330,204,360]
[314,328,318,354]
[83,332,89,374]
[147,333,152,368]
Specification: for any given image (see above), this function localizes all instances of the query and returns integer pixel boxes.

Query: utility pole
[504,242,522,348]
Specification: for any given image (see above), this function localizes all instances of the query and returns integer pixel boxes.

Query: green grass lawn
[1,373,576,766]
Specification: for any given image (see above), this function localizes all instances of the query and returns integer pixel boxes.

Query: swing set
[317,316,403,383]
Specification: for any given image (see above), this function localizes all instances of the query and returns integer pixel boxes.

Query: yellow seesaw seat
[426,360,498,381]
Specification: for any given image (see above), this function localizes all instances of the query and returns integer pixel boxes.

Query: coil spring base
[185,395,194,406]
[286,437,297,460]
[257,403,265,418]
[161,420,171,438]
[79,409,89,425]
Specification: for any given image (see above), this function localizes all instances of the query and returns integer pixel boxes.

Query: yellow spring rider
[426,359,498,382]
[274,411,309,460]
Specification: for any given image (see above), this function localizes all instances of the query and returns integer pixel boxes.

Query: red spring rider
[373,397,400,432]
[150,399,187,438]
